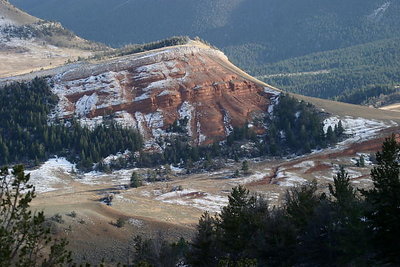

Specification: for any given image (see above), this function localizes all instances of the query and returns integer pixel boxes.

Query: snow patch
[264,87,281,96]
[368,2,391,21]
[75,93,98,116]
[324,116,397,144]
[157,189,229,213]
[237,172,266,185]
[26,157,75,193]
[293,161,315,169]
[178,101,194,136]
[197,121,206,144]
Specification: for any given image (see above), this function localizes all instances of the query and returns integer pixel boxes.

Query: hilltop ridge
[0,0,106,77]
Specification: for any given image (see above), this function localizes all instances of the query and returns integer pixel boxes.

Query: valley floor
[26,118,400,263]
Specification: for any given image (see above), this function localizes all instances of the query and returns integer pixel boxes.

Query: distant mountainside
[256,38,400,101]
[0,0,106,77]
[10,0,400,64]
[10,0,400,102]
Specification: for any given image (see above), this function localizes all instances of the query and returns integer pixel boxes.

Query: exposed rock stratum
[50,42,280,145]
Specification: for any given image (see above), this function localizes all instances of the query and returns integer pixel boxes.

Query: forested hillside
[0,78,143,169]
[255,38,400,100]
[10,0,400,102]
[11,0,400,63]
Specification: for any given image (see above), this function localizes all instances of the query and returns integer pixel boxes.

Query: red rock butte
[50,42,280,145]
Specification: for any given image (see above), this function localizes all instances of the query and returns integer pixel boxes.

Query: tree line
[0,78,143,170]
[131,135,400,266]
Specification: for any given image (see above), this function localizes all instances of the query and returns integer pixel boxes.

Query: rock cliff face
[51,43,280,145]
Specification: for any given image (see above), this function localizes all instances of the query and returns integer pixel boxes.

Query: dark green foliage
[13,0,400,64]
[12,0,400,102]
[92,36,191,60]
[0,78,143,169]
[130,171,142,188]
[285,181,320,230]
[362,135,400,263]
[337,84,398,105]
[187,212,219,267]
[0,165,72,266]
[114,218,126,228]
[132,235,188,267]
[241,160,249,174]
[265,94,342,155]
[257,39,400,100]
[188,146,400,266]
[166,117,189,134]
[356,155,366,167]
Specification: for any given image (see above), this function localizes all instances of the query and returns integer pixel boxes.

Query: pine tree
[130,171,142,188]
[329,166,356,207]
[362,134,400,263]
[187,212,218,266]
[0,165,72,265]
[337,120,345,136]
[326,126,335,143]
[219,186,256,259]
[241,160,250,174]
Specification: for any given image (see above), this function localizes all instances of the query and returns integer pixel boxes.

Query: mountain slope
[49,41,277,146]
[255,38,400,99]
[0,0,106,77]
[10,0,400,64]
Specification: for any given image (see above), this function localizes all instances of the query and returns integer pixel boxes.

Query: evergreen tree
[187,212,219,267]
[241,160,250,174]
[130,171,142,188]
[362,135,400,263]
[0,165,72,266]
[219,186,256,259]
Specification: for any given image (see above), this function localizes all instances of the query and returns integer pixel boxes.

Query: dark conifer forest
[0,78,143,169]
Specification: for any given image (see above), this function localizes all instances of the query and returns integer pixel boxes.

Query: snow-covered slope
[0,0,102,78]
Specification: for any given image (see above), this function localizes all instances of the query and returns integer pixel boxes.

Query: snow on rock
[237,171,267,185]
[128,218,144,227]
[134,93,150,102]
[26,157,75,193]
[223,111,233,136]
[324,116,397,143]
[78,116,104,129]
[52,70,131,118]
[75,93,98,116]
[113,111,137,128]
[293,160,315,169]
[178,101,194,136]
[266,89,281,115]
[0,17,14,27]
[155,189,229,213]
[134,112,147,136]
[277,175,308,187]
[275,170,307,187]
[145,111,164,137]
[264,87,281,96]
[103,150,131,164]
[197,121,206,144]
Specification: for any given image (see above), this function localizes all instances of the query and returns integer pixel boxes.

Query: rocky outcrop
[51,43,280,145]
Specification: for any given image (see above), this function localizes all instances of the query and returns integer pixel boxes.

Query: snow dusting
[75,93,98,116]
[26,157,75,193]
[368,2,391,21]
[178,101,194,136]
